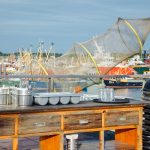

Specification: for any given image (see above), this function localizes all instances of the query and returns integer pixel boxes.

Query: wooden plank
[115,128,137,148]
[105,110,139,127]
[62,109,103,115]
[104,140,135,150]
[61,114,64,131]
[40,134,62,150]
[100,110,105,150]
[137,108,143,150]
[103,125,137,130]
[0,117,15,136]
[0,114,18,118]
[15,116,19,136]
[12,138,18,150]
[64,113,102,130]
[64,128,101,134]
[18,131,61,138]
[100,131,104,150]
[18,114,61,134]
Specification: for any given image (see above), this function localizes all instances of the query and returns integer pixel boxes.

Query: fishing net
[53,18,150,75]
[14,18,150,92]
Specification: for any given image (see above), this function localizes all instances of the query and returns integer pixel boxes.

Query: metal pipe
[0,64,2,76]
[48,78,52,92]
[3,64,6,79]
[0,74,148,79]
[0,74,129,79]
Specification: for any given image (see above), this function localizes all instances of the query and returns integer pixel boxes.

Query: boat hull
[98,67,135,75]
[132,66,150,74]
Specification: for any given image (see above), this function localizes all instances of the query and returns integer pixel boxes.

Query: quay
[0,100,145,150]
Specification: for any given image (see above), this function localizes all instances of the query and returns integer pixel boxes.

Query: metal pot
[18,95,33,106]
[11,94,33,106]
[12,88,31,95]
[0,88,9,94]
[11,88,32,106]
[0,94,8,105]
[0,87,9,105]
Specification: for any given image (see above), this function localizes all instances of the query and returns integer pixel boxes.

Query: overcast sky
[0,0,150,53]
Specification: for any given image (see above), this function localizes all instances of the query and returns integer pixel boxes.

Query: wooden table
[0,100,145,150]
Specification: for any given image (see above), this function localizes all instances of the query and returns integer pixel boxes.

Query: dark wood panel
[64,113,102,130]
[18,113,61,134]
[105,110,139,127]
[0,117,15,136]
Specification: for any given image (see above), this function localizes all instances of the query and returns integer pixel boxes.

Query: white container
[60,96,70,105]
[34,96,48,106]
[33,92,82,105]
[49,97,59,105]
[70,96,80,104]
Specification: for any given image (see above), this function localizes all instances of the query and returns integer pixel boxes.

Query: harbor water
[87,85,142,101]
[114,88,142,100]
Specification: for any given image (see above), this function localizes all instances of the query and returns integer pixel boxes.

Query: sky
[0,0,150,54]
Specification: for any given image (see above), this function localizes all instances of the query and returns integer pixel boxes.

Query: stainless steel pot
[12,88,31,95]
[18,95,33,106]
[11,88,33,106]
[0,88,9,94]
[11,94,33,106]
[0,87,9,105]
[0,94,8,105]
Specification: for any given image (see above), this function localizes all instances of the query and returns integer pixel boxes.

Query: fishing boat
[132,65,150,74]
[128,55,150,74]
[103,77,143,88]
